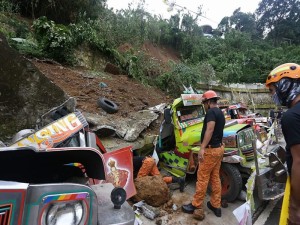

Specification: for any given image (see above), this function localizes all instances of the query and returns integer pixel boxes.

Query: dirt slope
[34,60,170,114]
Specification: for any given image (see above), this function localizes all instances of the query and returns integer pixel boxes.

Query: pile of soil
[30,42,180,134]
[31,59,172,133]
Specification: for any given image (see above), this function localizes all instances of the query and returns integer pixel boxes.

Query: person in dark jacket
[266,63,300,225]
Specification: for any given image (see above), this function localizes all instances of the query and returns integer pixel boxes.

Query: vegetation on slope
[1,0,300,96]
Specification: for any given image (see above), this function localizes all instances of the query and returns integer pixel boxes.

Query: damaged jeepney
[156,93,287,211]
[0,98,135,225]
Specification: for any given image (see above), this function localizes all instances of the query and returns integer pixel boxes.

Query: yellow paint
[271,66,290,75]
[58,195,66,200]
[280,176,290,225]
[11,113,83,148]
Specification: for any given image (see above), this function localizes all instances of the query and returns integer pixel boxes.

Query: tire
[98,98,118,114]
[220,163,243,202]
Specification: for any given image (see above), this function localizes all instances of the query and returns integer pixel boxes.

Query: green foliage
[32,16,74,63]
[155,62,206,96]
[3,0,300,89]
[116,50,164,85]
[218,8,257,36]
[11,0,106,24]
[0,12,29,38]
[256,0,300,45]
[0,0,18,13]
[9,37,43,57]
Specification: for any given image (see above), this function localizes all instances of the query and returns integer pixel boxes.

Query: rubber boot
[207,201,221,217]
[172,176,185,192]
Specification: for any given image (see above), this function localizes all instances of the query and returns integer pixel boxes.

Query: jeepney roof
[172,94,203,109]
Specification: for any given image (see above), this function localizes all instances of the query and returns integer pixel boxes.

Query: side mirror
[164,108,172,124]
[111,187,127,209]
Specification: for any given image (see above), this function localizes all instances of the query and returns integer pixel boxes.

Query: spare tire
[98,98,119,114]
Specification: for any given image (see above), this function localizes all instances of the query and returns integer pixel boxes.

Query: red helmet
[202,90,220,102]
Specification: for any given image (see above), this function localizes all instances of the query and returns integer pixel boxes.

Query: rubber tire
[219,163,243,202]
[98,98,118,114]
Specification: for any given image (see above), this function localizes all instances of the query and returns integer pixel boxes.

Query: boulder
[0,33,68,143]
[104,62,120,75]
[133,175,170,207]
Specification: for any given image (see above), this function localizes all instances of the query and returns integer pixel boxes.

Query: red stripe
[174,148,190,159]
[0,190,25,225]
[95,136,106,153]
[69,194,77,200]
[3,210,7,224]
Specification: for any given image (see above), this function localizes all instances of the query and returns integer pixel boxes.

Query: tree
[218,8,257,36]
[10,0,107,23]
[256,0,300,44]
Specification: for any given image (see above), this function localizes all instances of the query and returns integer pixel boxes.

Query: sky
[106,0,261,28]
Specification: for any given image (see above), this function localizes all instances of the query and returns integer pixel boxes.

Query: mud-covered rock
[133,175,170,207]
[0,33,67,143]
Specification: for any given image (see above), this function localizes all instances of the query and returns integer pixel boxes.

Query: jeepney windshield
[177,105,205,123]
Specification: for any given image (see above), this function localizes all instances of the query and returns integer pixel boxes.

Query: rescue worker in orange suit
[266,63,300,225]
[182,90,225,220]
[133,155,185,192]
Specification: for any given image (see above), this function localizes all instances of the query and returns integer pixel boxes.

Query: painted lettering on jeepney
[11,113,83,149]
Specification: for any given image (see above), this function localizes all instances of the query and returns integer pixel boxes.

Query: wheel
[220,163,243,202]
[97,97,119,114]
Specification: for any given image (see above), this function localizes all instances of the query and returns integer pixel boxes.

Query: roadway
[138,136,286,225]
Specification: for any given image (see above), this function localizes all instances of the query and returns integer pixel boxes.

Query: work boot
[182,203,197,214]
[207,201,221,217]
[193,208,205,221]
[172,176,185,192]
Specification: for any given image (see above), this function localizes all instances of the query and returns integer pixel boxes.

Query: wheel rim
[220,169,231,195]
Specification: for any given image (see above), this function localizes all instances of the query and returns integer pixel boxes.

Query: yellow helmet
[266,63,300,87]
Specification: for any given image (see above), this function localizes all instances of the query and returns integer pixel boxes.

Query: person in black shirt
[266,63,300,225]
[269,108,275,124]
[182,90,225,220]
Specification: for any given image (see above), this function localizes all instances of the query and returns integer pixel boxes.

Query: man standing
[182,90,225,220]
[266,63,300,225]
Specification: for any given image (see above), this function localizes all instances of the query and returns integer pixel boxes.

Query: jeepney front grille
[0,204,12,225]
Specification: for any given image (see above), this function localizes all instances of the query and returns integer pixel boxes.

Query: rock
[119,110,159,141]
[104,62,120,75]
[141,203,160,220]
[0,33,67,143]
[193,208,205,221]
[133,175,170,207]
[84,110,158,142]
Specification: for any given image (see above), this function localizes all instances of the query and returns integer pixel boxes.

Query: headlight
[238,133,245,146]
[41,200,87,225]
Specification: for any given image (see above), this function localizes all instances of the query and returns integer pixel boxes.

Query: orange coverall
[137,156,172,184]
[192,145,224,208]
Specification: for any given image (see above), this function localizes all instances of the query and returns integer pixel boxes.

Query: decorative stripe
[271,66,290,75]
[43,192,88,204]
[0,204,12,225]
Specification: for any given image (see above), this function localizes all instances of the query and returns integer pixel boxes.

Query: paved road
[139,175,284,225]
[139,175,246,225]
[254,198,282,225]
[138,136,286,224]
